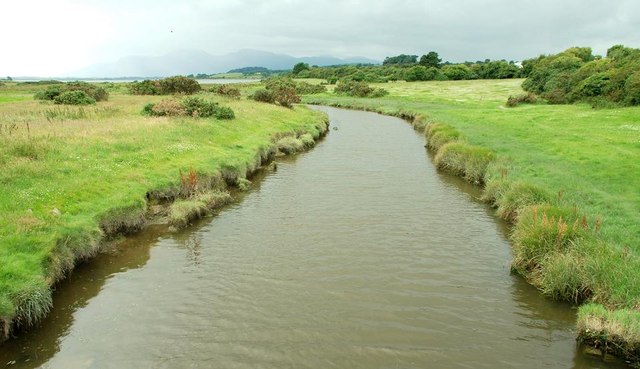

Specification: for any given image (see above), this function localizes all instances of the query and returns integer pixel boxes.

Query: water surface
[0,107,624,368]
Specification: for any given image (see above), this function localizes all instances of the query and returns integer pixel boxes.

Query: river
[0,107,625,368]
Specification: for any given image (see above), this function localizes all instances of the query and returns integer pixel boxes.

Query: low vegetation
[334,80,388,98]
[143,96,235,119]
[0,81,328,340]
[34,81,108,104]
[129,76,201,95]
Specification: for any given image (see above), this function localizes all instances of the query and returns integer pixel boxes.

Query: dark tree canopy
[383,54,418,65]
[292,62,310,75]
[419,52,442,68]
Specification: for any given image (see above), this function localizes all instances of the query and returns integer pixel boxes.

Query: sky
[2,0,639,76]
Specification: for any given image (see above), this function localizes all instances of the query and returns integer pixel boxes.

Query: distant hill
[72,49,379,78]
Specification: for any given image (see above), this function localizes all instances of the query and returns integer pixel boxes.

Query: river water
[0,107,625,368]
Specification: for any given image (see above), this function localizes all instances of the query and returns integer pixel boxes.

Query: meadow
[0,82,327,337]
[304,79,640,359]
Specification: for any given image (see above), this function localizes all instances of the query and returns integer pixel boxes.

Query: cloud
[1,0,638,76]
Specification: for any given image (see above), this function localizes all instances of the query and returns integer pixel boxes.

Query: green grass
[302,78,640,360]
[0,84,327,333]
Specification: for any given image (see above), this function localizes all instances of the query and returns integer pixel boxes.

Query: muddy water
[0,107,626,368]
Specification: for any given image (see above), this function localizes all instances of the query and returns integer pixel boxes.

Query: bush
[64,82,109,101]
[295,81,327,94]
[506,93,538,107]
[624,71,640,105]
[253,78,301,107]
[211,84,241,99]
[334,80,388,98]
[251,89,275,103]
[35,86,63,101]
[143,97,235,119]
[158,76,201,95]
[442,64,474,80]
[149,98,186,116]
[213,106,235,120]
[130,80,160,95]
[35,82,108,102]
[53,91,96,105]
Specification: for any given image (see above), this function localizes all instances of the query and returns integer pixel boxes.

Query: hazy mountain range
[71,49,379,78]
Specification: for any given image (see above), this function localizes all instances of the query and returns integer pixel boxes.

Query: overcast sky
[2,0,639,76]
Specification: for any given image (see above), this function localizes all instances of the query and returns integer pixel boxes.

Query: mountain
[71,49,379,78]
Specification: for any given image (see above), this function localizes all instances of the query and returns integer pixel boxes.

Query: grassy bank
[0,82,328,338]
[303,79,640,361]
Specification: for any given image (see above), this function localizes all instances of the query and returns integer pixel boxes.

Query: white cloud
[1,0,638,76]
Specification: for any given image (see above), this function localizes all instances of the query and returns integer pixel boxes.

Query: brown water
[0,107,626,369]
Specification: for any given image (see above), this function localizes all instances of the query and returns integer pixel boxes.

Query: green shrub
[35,82,108,102]
[130,80,160,95]
[252,78,301,107]
[64,82,109,101]
[35,86,63,101]
[143,97,234,119]
[334,80,388,98]
[149,98,185,116]
[211,84,241,99]
[624,71,640,105]
[506,93,538,107]
[141,103,155,116]
[158,76,201,95]
[213,106,235,120]
[442,64,474,80]
[53,91,96,105]
[181,96,218,117]
[295,81,327,94]
[251,89,275,103]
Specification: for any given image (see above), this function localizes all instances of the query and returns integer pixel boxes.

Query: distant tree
[292,62,310,75]
[419,52,442,68]
[383,54,418,65]
[6,76,12,81]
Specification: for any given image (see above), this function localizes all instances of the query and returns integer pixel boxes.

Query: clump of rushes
[168,191,231,228]
[424,123,462,151]
[494,181,553,222]
[578,303,640,361]
[276,136,305,154]
[434,142,495,184]
[511,204,593,275]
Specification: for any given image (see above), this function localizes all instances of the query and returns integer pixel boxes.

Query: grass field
[0,83,327,336]
[303,79,640,359]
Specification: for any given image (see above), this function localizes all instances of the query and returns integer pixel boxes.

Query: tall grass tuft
[578,303,640,361]
[425,123,462,151]
[434,142,495,184]
[495,181,553,222]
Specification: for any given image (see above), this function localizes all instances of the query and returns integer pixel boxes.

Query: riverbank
[303,79,640,363]
[0,82,328,340]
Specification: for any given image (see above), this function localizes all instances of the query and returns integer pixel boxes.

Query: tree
[419,52,442,68]
[292,62,310,75]
[383,54,418,65]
